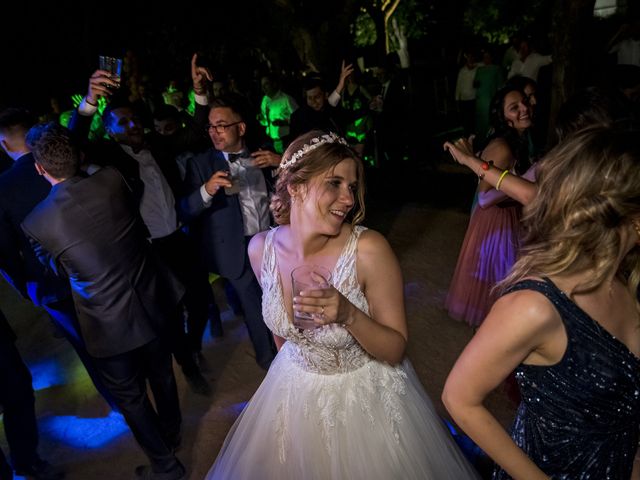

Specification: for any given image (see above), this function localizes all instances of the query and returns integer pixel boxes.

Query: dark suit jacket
[289,105,348,143]
[0,309,16,344]
[22,168,184,358]
[180,149,263,280]
[0,153,70,306]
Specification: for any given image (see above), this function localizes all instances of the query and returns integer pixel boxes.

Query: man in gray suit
[181,96,277,370]
[22,123,185,480]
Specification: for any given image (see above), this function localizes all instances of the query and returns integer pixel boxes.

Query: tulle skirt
[206,342,479,479]
[445,202,521,326]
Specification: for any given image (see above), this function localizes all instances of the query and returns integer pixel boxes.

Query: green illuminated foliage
[186,90,196,117]
[352,0,430,48]
[353,8,378,47]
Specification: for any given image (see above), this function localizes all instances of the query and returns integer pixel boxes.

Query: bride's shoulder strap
[260,226,280,278]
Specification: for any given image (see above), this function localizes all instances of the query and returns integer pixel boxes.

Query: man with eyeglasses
[68,69,214,396]
[179,56,278,370]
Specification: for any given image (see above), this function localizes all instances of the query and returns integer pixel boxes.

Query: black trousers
[0,336,38,471]
[224,236,276,369]
[152,229,219,363]
[93,337,181,473]
[43,298,118,410]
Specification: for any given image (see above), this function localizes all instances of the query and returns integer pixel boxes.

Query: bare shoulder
[481,137,514,169]
[357,228,392,255]
[248,230,270,282]
[488,285,561,337]
[356,228,400,278]
[249,230,269,254]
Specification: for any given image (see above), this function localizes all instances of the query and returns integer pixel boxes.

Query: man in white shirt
[508,39,552,82]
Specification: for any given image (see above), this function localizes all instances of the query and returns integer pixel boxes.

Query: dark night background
[1,1,637,126]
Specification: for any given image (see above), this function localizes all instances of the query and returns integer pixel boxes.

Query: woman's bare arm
[443,289,564,480]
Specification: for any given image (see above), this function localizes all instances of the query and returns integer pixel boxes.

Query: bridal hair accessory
[279,132,347,171]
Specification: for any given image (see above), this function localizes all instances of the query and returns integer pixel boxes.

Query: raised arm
[328,60,354,107]
[444,137,537,206]
[190,54,213,128]
[442,289,562,480]
[68,69,118,141]
[191,53,213,96]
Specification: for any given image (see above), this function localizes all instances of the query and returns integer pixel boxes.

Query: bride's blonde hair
[500,126,640,303]
[271,130,365,225]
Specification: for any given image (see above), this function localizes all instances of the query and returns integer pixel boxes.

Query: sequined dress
[206,226,480,479]
[494,278,640,480]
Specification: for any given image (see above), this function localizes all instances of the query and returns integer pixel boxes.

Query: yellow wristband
[496,169,510,191]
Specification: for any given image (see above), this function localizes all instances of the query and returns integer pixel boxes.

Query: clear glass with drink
[98,55,123,90]
[291,265,332,330]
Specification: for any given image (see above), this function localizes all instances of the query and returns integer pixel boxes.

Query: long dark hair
[483,85,533,175]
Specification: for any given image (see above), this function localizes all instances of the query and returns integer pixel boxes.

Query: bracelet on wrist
[496,169,510,191]
[477,160,493,180]
[85,98,98,107]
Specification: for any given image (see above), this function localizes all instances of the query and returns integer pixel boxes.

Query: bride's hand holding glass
[293,281,355,328]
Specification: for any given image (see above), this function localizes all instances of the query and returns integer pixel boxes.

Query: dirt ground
[0,162,516,479]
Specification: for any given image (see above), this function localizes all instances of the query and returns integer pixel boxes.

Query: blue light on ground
[443,418,483,464]
[40,410,128,448]
[28,359,66,391]
[225,401,248,416]
[201,309,236,346]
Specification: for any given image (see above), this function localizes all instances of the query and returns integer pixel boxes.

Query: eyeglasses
[205,121,242,134]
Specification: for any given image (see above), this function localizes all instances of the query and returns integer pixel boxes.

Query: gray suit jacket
[22,167,184,358]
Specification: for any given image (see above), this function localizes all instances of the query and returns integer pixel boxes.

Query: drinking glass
[291,265,332,330]
[99,55,123,89]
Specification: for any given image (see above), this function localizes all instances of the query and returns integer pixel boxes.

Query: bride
[205,130,479,479]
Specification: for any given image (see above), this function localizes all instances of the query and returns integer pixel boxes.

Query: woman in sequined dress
[443,126,640,479]
[205,130,480,479]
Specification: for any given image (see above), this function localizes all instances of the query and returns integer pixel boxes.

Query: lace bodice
[260,225,372,374]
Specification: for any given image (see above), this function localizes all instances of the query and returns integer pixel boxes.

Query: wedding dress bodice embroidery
[261,225,409,460]
[261,225,373,375]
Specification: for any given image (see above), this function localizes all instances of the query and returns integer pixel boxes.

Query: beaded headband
[279,132,348,171]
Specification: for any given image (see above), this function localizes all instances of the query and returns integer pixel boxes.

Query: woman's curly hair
[499,125,640,305]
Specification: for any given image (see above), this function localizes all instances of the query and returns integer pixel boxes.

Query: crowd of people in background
[0,19,639,480]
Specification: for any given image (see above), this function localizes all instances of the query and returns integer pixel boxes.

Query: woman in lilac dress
[445,86,533,327]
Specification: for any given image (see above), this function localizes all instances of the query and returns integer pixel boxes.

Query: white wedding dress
[206,226,480,479]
